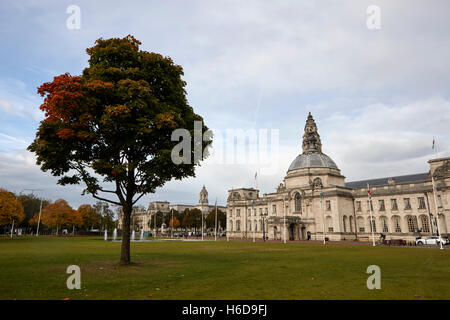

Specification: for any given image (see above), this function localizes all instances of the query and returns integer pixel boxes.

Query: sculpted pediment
[433,160,450,180]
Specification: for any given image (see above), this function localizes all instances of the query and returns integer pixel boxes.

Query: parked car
[415,236,449,246]
[173,232,184,237]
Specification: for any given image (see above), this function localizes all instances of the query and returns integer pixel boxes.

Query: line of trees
[146,207,226,232]
[0,188,117,235]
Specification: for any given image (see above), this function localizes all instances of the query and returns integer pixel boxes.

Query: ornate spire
[302,112,322,153]
[199,185,208,204]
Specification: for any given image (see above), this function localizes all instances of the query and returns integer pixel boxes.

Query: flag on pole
[320,192,324,202]
[367,183,372,199]
[432,137,435,150]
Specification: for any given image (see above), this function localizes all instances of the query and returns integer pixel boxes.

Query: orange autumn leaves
[37,73,113,142]
[28,199,81,230]
[0,189,25,226]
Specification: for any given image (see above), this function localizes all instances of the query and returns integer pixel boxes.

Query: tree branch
[132,193,146,206]
[92,194,121,206]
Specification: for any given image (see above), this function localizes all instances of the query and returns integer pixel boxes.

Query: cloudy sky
[0,0,449,209]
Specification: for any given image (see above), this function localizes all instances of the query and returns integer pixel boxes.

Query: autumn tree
[17,193,50,228]
[40,199,79,235]
[153,210,171,228]
[93,201,116,231]
[28,35,210,264]
[0,189,25,230]
[169,217,180,228]
[182,208,203,231]
[205,208,226,230]
[77,204,101,230]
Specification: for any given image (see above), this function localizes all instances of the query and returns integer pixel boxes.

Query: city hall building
[226,113,450,242]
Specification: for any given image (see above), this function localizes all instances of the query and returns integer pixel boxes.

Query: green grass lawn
[0,236,449,300]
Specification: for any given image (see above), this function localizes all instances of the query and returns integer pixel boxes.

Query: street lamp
[260,211,268,242]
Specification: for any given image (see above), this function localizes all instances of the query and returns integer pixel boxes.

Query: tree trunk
[120,203,132,264]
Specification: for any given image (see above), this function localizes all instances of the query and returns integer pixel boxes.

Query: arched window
[326,216,333,232]
[357,217,365,232]
[349,216,354,233]
[370,218,376,232]
[236,220,240,231]
[420,215,430,233]
[439,214,447,234]
[343,216,348,233]
[254,220,257,231]
[380,216,388,232]
[439,213,447,233]
[230,221,233,232]
[295,193,302,212]
[392,216,401,232]
[406,216,418,232]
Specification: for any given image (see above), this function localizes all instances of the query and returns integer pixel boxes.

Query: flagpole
[283,196,287,244]
[431,176,444,250]
[201,200,204,241]
[321,192,326,244]
[252,200,255,242]
[214,199,218,242]
[36,200,43,237]
[367,183,376,247]
[435,138,438,159]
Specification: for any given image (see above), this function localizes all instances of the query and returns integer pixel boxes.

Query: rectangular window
[404,198,411,210]
[418,197,426,209]
[379,200,385,211]
[326,200,331,211]
[356,201,361,212]
[437,195,443,208]
[229,209,233,217]
[236,209,240,217]
[236,220,240,231]
[367,200,373,211]
[391,199,398,211]
[259,208,262,216]
[254,209,257,216]
[272,204,276,214]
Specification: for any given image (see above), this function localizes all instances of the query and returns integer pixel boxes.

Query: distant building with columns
[226,113,450,242]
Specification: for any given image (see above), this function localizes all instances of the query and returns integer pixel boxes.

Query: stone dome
[288,152,338,171]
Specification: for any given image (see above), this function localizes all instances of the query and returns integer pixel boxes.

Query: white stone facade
[226,113,450,243]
